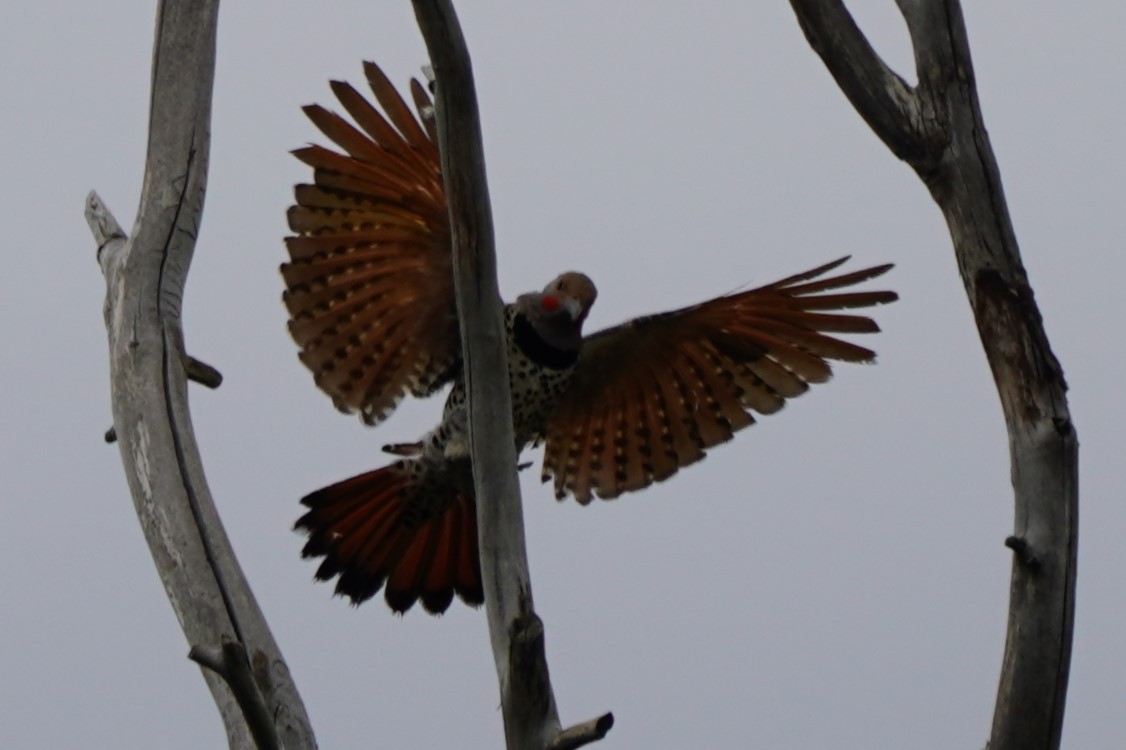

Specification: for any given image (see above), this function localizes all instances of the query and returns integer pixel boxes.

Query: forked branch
[789,3,1077,750]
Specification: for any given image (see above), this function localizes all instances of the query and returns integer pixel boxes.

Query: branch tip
[184,355,223,389]
[1004,536,1040,570]
[188,644,227,676]
[84,190,128,266]
[549,712,615,750]
[104,426,117,444]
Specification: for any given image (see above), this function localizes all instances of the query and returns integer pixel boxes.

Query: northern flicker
[282,62,897,615]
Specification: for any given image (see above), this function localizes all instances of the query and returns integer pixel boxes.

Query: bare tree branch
[789,3,1077,750]
[788,0,929,163]
[189,643,281,750]
[410,1,612,747]
[86,2,316,748]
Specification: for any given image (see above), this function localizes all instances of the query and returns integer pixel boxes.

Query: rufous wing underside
[281,62,460,426]
[541,257,897,504]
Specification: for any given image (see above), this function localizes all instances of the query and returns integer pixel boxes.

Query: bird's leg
[382,441,424,457]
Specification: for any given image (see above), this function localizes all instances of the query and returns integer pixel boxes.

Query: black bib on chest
[513,313,578,370]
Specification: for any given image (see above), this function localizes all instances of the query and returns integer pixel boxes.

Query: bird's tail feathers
[295,460,482,614]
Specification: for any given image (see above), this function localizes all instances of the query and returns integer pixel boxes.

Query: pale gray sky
[3,2,1123,748]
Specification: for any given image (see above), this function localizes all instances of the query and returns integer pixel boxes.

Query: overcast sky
[3,2,1123,748]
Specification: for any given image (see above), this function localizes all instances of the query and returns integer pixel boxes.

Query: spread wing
[541,257,897,503]
[281,62,459,426]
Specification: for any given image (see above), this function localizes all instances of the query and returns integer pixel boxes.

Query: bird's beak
[563,297,583,321]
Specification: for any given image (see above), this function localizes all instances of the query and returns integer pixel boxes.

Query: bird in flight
[283,62,897,615]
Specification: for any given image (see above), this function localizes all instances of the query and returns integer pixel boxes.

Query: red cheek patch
[540,295,561,312]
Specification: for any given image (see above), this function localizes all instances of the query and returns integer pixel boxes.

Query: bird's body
[284,63,898,614]
[392,301,589,465]
[297,292,593,613]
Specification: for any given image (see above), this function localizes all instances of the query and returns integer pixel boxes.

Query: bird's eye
[541,295,561,312]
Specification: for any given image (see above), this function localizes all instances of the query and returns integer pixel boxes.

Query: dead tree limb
[85,2,316,748]
[789,2,1077,749]
[410,2,613,748]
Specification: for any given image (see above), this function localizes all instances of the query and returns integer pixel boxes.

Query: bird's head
[537,272,597,326]
[514,272,597,352]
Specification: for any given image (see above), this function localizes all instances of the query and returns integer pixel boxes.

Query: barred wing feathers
[541,257,897,504]
[282,62,459,426]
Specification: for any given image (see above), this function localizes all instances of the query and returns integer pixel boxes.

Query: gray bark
[789,2,1077,749]
[410,2,612,748]
[86,2,316,748]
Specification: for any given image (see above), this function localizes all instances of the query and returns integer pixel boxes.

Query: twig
[102,350,220,444]
[548,713,615,750]
[185,355,223,389]
[789,3,1077,750]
